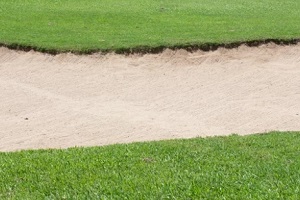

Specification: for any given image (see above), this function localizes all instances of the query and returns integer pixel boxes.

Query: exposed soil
[0,43,299,151]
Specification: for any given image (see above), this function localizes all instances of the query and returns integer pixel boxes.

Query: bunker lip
[0,38,299,55]
[0,43,300,152]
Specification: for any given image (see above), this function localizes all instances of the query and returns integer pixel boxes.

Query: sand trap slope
[0,44,299,151]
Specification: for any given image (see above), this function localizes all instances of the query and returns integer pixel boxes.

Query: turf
[1,132,300,199]
[0,0,300,53]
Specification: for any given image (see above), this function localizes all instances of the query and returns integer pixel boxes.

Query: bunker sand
[0,44,299,151]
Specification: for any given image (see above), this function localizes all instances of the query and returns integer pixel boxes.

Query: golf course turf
[0,0,300,53]
[1,132,300,199]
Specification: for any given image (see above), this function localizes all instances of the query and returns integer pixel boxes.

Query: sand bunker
[0,44,299,151]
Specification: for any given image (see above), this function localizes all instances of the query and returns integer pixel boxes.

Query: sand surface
[0,44,299,151]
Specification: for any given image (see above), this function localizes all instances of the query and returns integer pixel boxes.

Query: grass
[0,0,300,53]
[0,132,300,199]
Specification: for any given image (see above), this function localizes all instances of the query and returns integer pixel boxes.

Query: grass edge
[1,38,299,55]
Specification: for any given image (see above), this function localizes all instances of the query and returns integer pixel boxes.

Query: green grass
[0,0,300,53]
[1,132,300,199]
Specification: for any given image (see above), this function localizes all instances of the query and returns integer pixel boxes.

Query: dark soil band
[0,38,299,55]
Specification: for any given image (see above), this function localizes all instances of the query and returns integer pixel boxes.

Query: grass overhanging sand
[1,132,300,199]
[0,0,300,53]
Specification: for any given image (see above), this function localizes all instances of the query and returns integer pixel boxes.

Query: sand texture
[0,44,299,151]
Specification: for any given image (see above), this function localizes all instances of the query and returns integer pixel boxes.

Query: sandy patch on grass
[0,44,299,151]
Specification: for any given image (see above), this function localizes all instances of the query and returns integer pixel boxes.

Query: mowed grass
[0,0,300,52]
[0,132,299,199]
